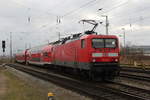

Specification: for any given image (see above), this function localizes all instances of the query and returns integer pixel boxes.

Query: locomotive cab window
[81,39,85,48]
[92,39,104,48]
[105,39,117,48]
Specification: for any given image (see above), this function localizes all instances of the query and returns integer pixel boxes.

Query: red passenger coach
[26,45,53,66]
[15,50,28,63]
[41,45,53,65]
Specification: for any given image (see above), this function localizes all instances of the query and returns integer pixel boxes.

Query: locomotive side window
[92,39,104,48]
[105,39,116,48]
[81,39,85,48]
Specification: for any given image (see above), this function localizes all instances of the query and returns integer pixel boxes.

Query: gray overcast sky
[0,0,150,55]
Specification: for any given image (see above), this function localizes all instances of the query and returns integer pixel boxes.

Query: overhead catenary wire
[62,0,128,18]
[62,0,98,17]
[109,5,150,20]
[119,16,150,27]
[12,0,148,37]
[12,1,150,37]
[60,0,130,26]
[101,0,150,30]
[39,0,101,30]
[38,0,130,31]
[104,3,150,28]
[102,0,129,14]
[41,0,125,31]
[109,15,150,33]
[12,0,59,17]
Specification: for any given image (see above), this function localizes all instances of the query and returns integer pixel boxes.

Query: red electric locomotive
[51,20,120,80]
[51,34,120,80]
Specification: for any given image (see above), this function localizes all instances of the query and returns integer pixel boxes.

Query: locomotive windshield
[105,39,116,48]
[92,38,117,48]
[92,39,104,48]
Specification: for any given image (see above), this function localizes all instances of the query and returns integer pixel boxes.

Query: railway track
[120,72,150,82]
[99,81,150,100]
[120,67,150,82]
[6,63,150,100]
[121,66,150,74]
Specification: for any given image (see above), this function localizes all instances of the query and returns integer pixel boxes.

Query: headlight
[115,59,118,62]
[92,59,96,62]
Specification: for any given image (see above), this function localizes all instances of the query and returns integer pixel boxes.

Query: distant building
[129,45,150,56]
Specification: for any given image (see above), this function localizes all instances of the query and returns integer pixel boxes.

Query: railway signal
[2,40,6,52]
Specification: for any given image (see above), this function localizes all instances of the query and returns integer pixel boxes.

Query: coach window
[44,52,48,57]
[51,48,53,52]
[81,39,85,48]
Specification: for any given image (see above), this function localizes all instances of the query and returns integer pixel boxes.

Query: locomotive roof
[51,32,118,45]
[80,34,118,39]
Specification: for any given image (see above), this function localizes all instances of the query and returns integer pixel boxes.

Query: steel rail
[121,66,150,74]
[120,72,150,82]
[101,81,150,100]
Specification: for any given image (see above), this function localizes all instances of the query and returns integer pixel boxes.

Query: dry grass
[2,70,47,100]
[120,56,150,69]
[0,57,11,64]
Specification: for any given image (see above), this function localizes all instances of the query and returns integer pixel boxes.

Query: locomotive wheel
[89,71,105,81]
[88,71,95,80]
[26,61,29,65]
[80,70,89,79]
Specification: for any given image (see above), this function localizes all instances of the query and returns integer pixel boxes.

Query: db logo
[103,53,107,56]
